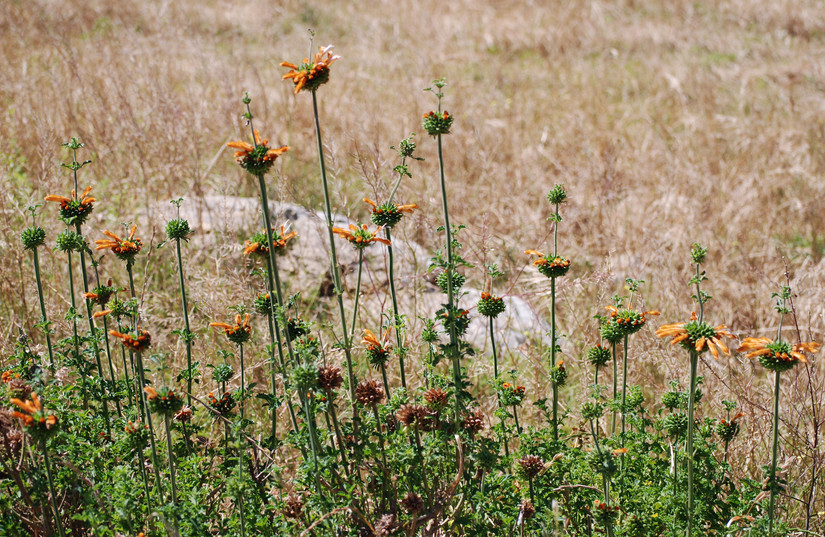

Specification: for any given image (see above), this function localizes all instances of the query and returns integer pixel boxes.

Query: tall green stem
[164,414,178,508]
[436,133,461,417]
[385,229,406,388]
[174,238,193,407]
[75,222,111,436]
[31,248,55,368]
[769,370,781,534]
[348,250,364,345]
[136,352,165,506]
[41,439,66,537]
[92,265,122,417]
[621,335,629,447]
[686,350,698,537]
[490,316,499,380]
[611,342,618,434]
[311,92,357,421]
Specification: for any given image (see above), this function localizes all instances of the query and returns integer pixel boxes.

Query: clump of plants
[1,33,822,537]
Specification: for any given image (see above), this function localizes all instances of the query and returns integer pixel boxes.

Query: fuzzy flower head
[550,360,568,386]
[123,420,151,452]
[243,225,297,257]
[364,198,417,229]
[716,412,743,443]
[109,328,151,353]
[423,110,453,136]
[355,379,385,406]
[144,386,184,417]
[10,393,58,441]
[253,292,272,315]
[655,312,734,359]
[317,365,343,393]
[436,270,465,295]
[227,130,289,177]
[605,305,660,336]
[55,228,86,253]
[477,292,506,318]
[44,186,96,226]
[210,314,252,345]
[95,225,142,264]
[525,250,570,279]
[437,304,471,336]
[281,44,340,94]
[737,337,820,373]
[84,279,118,307]
[518,455,545,480]
[208,391,236,415]
[587,344,611,368]
[362,328,393,369]
[21,226,46,250]
[498,381,527,407]
[286,317,311,343]
[165,218,192,241]
[332,223,391,249]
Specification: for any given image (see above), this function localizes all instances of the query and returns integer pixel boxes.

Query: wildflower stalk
[611,342,618,434]
[686,260,703,537]
[549,194,561,442]
[31,246,55,368]
[620,335,628,446]
[174,236,193,407]
[490,316,499,380]
[769,369,781,535]
[76,222,112,436]
[91,263,122,416]
[136,354,166,506]
[164,413,178,508]
[436,134,461,417]
[311,91,357,418]
[41,438,66,537]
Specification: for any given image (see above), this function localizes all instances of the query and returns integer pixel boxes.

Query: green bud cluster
[21,227,46,250]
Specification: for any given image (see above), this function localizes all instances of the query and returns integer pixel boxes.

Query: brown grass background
[1,0,825,529]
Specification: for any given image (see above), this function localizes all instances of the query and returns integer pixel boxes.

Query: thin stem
[328,398,349,472]
[75,223,111,436]
[386,229,406,388]
[174,238,194,407]
[551,276,557,440]
[41,439,66,537]
[348,250,364,345]
[92,264,122,417]
[311,92,358,422]
[239,344,245,426]
[436,133,461,418]
[236,423,246,537]
[513,405,521,435]
[552,380,559,442]
[621,335,629,447]
[31,248,55,368]
[611,341,618,435]
[490,316,499,380]
[136,352,166,506]
[686,350,698,537]
[769,370,781,534]
[164,414,178,508]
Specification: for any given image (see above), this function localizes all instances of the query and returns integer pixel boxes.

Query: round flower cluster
[45,186,96,226]
[656,313,733,359]
[436,270,465,295]
[10,394,58,442]
[253,292,272,315]
[592,501,621,526]
[165,218,192,241]
[423,387,449,413]
[587,344,611,368]
[462,410,485,434]
[355,379,385,406]
[526,250,570,278]
[210,314,251,345]
[56,229,86,252]
[109,329,151,353]
[663,412,689,438]
[550,360,567,386]
[243,225,297,257]
[208,392,236,415]
[716,413,743,443]
[286,317,310,343]
[123,420,151,452]
[423,110,453,136]
[738,337,820,373]
[660,390,682,410]
[317,366,343,393]
[226,130,289,177]
[588,449,619,479]
[581,401,604,421]
[599,319,625,344]
[21,226,46,250]
[292,363,319,393]
[212,363,234,384]
[437,304,471,336]
[85,280,118,306]
[280,45,339,94]
[517,455,545,479]
[95,226,142,264]
[477,292,506,318]
[364,198,417,229]
[498,382,527,407]
[145,387,184,417]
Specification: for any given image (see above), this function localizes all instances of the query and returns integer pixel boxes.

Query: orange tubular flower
[332,223,391,249]
[525,249,570,278]
[362,328,392,369]
[281,45,340,94]
[363,198,418,229]
[655,312,734,359]
[11,393,58,438]
[109,329,152,353]
[737,337,820,372]
[210,313,252,345]
[95,225,142,262]
[45,185,96,225]
[226,130,289,176]
[243,225,298,256]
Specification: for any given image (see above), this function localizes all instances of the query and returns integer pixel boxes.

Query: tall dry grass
[2,0,825,529]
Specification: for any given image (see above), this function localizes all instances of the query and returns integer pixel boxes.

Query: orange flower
[10,393,57,431]
[332,223,391,249]
[95,225,142,262]
[226,130,289,176]
[210,313,252,345]
[45,186,97,225]
[109,329,152,353]
[281,45,340,94]
[737,337,819,371]
[243,225,297,256]
[655,312,734,359]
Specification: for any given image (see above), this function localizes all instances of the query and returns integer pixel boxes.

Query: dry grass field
[2,0,825,530]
